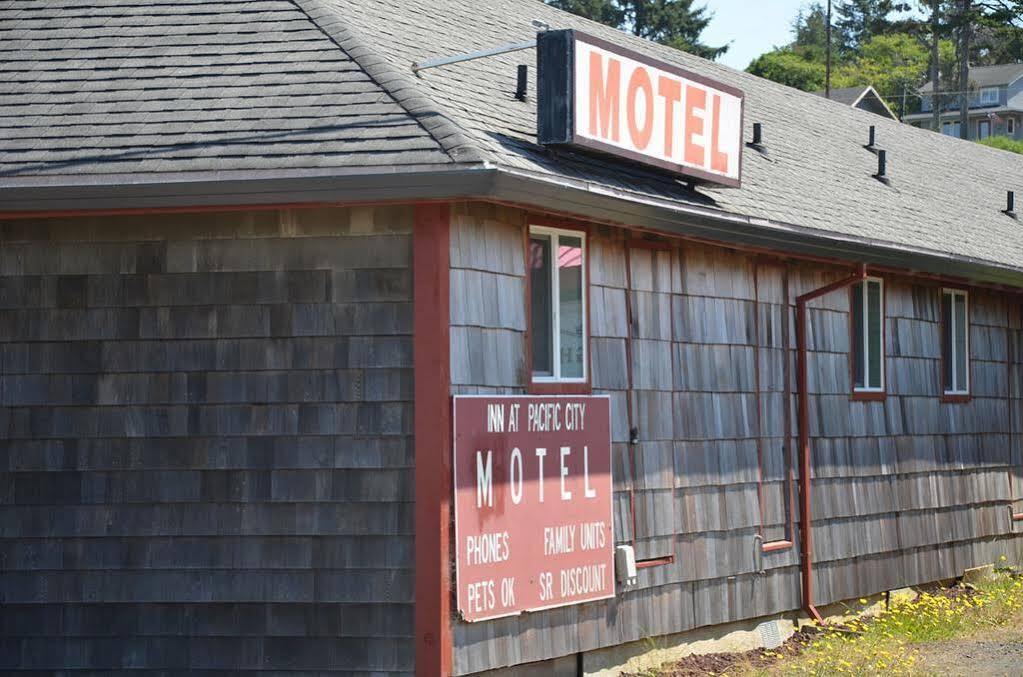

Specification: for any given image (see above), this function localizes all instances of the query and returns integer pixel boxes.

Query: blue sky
[702,1,925,71]
[701,0,810,71]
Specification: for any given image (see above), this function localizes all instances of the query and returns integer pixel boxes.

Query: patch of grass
[750,567,1023,676]
[979,136,1023,155]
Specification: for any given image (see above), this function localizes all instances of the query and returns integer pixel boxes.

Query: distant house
[814,85,898,120]
[904,63,1023,140]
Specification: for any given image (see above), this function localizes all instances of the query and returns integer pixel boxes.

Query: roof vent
[866,125,876,150]
[873,150,889,184]
[746,122,767,155]
[515,64,528,101]
[1006,190,1017,217]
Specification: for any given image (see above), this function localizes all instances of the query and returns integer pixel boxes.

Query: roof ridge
[290,0,487,165]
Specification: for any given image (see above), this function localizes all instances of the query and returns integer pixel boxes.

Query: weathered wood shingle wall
[450,206,1023,675]
[0,207,414,674]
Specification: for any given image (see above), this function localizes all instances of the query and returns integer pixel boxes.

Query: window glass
[852,282,865,388]
[978,119,990,140]
[954,294,967,388]
[942,293,954,389]
[530,227,586,382]
[852,278,883,391]
[529,234,553,376]
[867,280,882,388]
[942,289,969,394]
[557,236,584,379]
[980,87,999,104]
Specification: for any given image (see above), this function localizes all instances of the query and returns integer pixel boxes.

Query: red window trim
[523,216,593,395]
[762,539,795,553]
[848,276,888,402]
[636,554,675,569]
[939,286,972,403]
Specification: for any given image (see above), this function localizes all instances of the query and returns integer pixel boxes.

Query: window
[978,119,990,140]
[980,87,999,106]
[941,289,969,396]
[1009,118,1016,135]
[851,278,884,392]
[529,226,586,382]
[941,120,962,137]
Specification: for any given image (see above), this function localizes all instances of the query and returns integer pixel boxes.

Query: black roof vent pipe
[867,125,876,149]
[1006,190,1017,217]
[747,123,767,155]
[873,150,889,184]
[515,64,528,101]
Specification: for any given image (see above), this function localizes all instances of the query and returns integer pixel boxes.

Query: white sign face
[571,38,744,186]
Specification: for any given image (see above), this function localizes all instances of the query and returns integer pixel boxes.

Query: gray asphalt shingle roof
[814,86,874,106]
[0,0,454,178]
[316,0,1023,274]
[919,62,1023,92]
[2,0,1023,281]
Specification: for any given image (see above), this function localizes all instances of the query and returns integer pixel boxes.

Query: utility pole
[931,0,941,133]
[826,0,833,99]
[958,0,971,140]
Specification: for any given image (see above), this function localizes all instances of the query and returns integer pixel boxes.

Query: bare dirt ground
[645,579,1023,676]
[914,626,1023,676]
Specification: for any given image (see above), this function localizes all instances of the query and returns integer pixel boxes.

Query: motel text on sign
[452,396,614,622]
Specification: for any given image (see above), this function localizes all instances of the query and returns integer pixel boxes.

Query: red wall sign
[453,395,614,622]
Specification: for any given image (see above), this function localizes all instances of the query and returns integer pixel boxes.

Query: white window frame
[942,288,970,396]
[529,225,587,383]
[853,277,885,393]
[980,87,1000,105]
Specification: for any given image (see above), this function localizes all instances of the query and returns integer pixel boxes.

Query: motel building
[2,1,1023,676]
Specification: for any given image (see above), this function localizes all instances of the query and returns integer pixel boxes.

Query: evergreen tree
[793,2,840,59]
[834,0,910,50]
[544,0,729,60]
[545,0,624,30]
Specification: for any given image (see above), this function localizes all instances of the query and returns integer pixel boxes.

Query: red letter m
[588,51,620,142]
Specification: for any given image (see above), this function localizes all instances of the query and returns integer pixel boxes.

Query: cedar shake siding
[0,206,415,674]
[449,205,1023,675]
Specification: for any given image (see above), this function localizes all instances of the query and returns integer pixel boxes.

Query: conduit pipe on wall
[795,263,867,622]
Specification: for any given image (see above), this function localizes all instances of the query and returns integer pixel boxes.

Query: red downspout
[413,204,453,677]
[795,263,867,622]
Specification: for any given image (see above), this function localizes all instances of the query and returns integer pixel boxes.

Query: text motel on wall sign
[537,29,745,188]
[452,395,614,622]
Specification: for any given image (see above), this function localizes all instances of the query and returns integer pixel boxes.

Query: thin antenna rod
[826,0,832,99]
[412,40,535,74]
[412,19,550,74]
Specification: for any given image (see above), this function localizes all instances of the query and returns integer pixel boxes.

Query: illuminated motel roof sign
[537,29,745,188]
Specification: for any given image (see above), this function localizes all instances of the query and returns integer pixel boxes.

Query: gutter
[5,162,1023,292]
[794,264,868,622]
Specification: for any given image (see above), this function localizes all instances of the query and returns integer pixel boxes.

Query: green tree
[545,0,624,29]
[834,0,911,50]
[832,33,955,114]
[544,0,729,59]
[746,49,827,90]
[972,24,1023,64]
[792,2,845,60]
